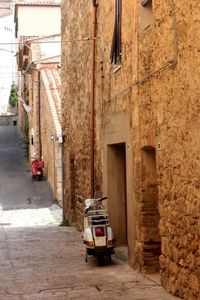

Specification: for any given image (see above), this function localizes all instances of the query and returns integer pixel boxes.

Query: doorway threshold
[145,272,161,286]
[115,246,128,261]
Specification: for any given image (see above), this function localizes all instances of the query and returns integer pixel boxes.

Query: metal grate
[87,210,110,227]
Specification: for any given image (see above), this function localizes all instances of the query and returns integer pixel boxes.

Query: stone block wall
[28,69,40,160]
[61,0,95,228]
[137,1,200,298]
[61,0,200,298]
[25,67,62,204]
[40,76,62,204]
[0,115,17,126]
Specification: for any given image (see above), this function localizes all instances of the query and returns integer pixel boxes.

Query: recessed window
[110,0,122,65]
[141,0,152,7]
[140,0,153,30]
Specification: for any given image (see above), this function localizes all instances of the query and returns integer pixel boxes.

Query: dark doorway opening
[140,147,161,273]
[107,143,127,246]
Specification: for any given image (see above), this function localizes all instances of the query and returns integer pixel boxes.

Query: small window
[140,0,153,30]
[110,0,122,65]
[141,0,152,7]
[15,16,18,38]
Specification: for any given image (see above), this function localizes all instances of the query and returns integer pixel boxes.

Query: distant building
[0,1,16,105]
[14,0,60,38]
[16,1,62,204]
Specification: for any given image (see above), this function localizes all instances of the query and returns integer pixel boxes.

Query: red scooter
[31,157,44,180]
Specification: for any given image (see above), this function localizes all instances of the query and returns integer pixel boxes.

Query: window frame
[141,0,152,7]
[110,0,122,65]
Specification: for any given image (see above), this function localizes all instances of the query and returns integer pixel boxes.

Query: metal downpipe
[90,1,97,198]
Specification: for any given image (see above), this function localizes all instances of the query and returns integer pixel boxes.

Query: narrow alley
[0,126,180,300]
[0,1,198,299]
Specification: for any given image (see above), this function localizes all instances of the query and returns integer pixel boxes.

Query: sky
[0,5,17,105]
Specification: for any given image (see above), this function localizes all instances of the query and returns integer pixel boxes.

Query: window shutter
[110,0,121,64]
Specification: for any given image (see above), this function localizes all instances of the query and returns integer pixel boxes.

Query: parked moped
[83,196,115,266]
[31,156,44,181]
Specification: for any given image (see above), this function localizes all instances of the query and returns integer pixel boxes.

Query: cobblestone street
[0,220,181,300]
[0,127,181,299]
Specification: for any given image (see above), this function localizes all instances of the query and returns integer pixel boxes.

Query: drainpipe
[90,0,98,198]
[61,138,65,221]
[38,71,42,159]
[51,134,56,200]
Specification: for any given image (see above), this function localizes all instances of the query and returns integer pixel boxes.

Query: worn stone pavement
[0,127,181,300]
[0,219,181,300]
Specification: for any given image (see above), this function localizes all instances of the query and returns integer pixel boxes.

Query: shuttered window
[140,0,153,30]
[110,0,122,65]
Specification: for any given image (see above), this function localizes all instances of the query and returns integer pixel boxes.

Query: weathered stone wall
[95,0,138,269]
[25,68,62,203]
[0,115,17,126]
[40,82,62,204]
[18,73,29,139]
[28,69,40,161]
[137,1,200,298]
[61,0,95,228]
[61,0,200,298]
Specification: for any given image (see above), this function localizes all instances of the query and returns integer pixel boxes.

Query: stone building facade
[18,36,62,204]
[0,115,17,126]
[61,1,200,299]
[26,61,62,204]
[39,64,62,203]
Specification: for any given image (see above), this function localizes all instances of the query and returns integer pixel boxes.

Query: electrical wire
[104,60,177,103]
[0,37,99,45]
[0,48,15,53]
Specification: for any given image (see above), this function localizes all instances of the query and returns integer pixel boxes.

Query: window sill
[113,65,121,73]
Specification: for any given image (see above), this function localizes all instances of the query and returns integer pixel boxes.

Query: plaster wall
[17,6,61,37]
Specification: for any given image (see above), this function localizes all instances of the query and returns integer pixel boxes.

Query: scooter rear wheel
[97,254,104,266]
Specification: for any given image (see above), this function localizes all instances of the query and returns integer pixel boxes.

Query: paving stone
[0,127,181,299]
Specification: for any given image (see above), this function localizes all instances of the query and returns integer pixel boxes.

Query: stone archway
[140,146,161,273]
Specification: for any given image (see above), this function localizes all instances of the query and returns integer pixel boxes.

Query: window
[110,0,122,65]
[140,0,153,30]
[15,16,18,38]
[141,0,152,7]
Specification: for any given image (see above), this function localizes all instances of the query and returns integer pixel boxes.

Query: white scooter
[83,196,115,266]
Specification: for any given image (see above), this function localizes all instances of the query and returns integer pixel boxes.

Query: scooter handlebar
[97,196,107,202]
[84,196,107,214]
